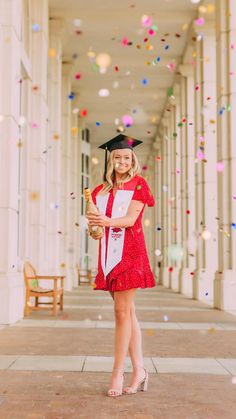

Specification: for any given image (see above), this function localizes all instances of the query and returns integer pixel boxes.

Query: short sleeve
[132,178,155,207]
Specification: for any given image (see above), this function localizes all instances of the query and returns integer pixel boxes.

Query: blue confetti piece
[142,78,148,85]
[164,45,170,50]
[96,122,101,126]
[232,223,236,230]
[156,56,161,62]
[32,23,41,32]
[68,93,75,100]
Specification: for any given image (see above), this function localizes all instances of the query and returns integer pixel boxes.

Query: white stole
[96,190,134,277]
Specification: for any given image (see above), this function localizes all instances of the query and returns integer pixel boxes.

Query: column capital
[161,117,170,128]
[194,19,216,35]
[62,62,73,76]
[49,17,66,35]
[178,64,194,77]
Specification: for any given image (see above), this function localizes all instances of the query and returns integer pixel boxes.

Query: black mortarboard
[98,134,142,181]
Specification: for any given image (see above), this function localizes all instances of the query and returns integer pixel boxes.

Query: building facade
[0,0,235,324]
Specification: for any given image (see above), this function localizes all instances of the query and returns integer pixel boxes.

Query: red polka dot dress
[91,175,156,292]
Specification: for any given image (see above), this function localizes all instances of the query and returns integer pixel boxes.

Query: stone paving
[0,285,236,418]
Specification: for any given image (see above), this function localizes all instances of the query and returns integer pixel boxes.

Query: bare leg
[108,288,136,395]
[124,301,145,389]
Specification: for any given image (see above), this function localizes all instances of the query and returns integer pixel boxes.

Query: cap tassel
[103,146,108,182]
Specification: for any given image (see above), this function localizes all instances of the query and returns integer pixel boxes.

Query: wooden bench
[23,262,65,316]
[77,266,97,286]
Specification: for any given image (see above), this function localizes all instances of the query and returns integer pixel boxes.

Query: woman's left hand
[86,211,111,228]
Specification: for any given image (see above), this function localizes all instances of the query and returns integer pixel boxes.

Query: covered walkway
[0,286,236,418]
[1,0,236,417]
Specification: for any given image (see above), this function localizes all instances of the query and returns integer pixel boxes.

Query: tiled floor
[0,285,236,418]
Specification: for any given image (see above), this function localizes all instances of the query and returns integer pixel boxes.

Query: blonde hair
[100,149,141,194]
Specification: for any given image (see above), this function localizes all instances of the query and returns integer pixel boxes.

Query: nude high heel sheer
[107,368,125,397]
[123,365,148,394]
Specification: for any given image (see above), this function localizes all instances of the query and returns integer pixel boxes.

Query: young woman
[86,135,156,397]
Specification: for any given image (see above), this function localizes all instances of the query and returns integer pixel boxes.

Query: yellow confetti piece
[53,133,60,140]
[48,48,56,57]
[146,329,153,336]
[71,127,78,135]
[29,191,40,201]
[60,263,66,268]
[198,5,207,13]
[207,4,215,13]
[208,327,216,334]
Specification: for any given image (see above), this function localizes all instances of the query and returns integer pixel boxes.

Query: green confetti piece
[167,87,174,97]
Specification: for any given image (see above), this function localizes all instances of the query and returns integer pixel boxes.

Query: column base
[170,268,181,292]
[179,268,193,297]
[162,267,170,287]
[0,273,24,324]
[214,270,236,312]
[192,269,214,306]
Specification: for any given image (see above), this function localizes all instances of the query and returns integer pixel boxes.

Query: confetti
[216,161,224,172]
[95,122,101,126]
[195,17,205,26]
[163,315,169,321]
[167,244,184,261]
[148,29,156,36]
[122,115,133,127]
[202,230,211,240]
[48,48,56,57]
[73,19,82,27]
[53,133,60,140]
[98,88,110,97]
[141,15,152,28]
[121,37,129,46]
[32,23,41,32]
[71,127,78,135]
[96,53,111,67]
[29,192,40,201]
[80,109,87,117]
[75,73,81,80]
[68,92,75,100]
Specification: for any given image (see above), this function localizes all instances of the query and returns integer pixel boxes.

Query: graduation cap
[98,134,142,181]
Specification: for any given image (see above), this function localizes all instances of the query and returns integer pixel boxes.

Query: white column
[46,19,64,274]
[27,0,49,271]
[169,83,182,291]
[144,153,156,272]
[0,0,24,323]
[178,66,195,297]
[152,137,162,281]
[214,0,236,311]
[193,20,218,305]
[61,68,74,290]
[161,117,171,287]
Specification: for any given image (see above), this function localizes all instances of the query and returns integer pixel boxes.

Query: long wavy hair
[100,149,142,194]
